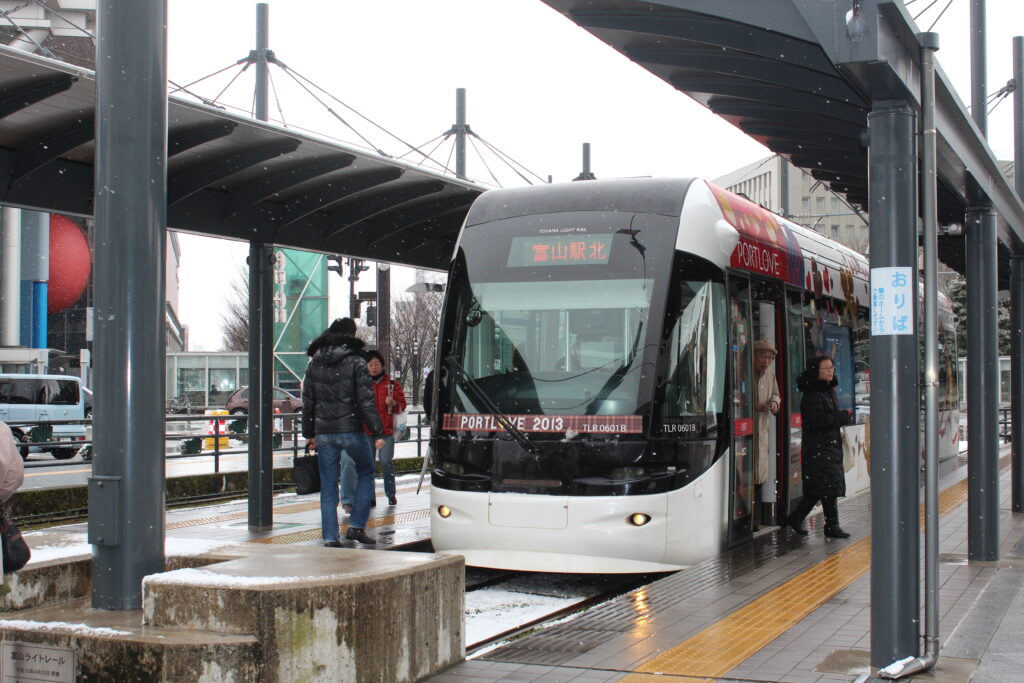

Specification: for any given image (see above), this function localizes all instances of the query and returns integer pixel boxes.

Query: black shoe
[825,526,851,539]
[323,541,343,548]
[787,516,809,535]
[370,498,377,508]
[345,527,375,544]
[388,496,397,506]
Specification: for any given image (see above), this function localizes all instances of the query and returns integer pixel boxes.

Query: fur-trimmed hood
[306,332,365,365]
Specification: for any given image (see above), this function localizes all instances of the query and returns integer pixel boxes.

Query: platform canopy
[0,45,484,270]
[542,0,1024,283]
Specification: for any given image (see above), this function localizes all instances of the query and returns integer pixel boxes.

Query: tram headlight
[628,513,651,527]
[438,505,452,519]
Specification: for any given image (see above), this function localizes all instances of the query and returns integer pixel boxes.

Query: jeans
[342,435,395,500]
[317,432,375,539]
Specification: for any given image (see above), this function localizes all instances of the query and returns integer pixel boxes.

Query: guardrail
[4,410,431,471]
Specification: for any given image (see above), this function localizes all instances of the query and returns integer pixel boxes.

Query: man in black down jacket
[302,318,384,545]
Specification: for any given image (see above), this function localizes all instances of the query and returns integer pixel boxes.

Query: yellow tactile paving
[621,458,982,681]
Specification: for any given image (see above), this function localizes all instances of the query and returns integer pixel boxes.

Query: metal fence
[4,410,430,471]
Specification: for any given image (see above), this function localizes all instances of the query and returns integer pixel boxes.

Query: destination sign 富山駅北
[507,234,613,267]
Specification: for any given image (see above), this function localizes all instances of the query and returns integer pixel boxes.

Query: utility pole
[573,142,597,181]
[377,263,391,373]
[455,88,467,180]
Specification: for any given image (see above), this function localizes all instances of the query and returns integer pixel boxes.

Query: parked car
[0,374,86,460]
[224,386,303,416]
[82,386,93,419]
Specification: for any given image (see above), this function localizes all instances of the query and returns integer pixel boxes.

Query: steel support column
[247,2,274,529]
[868,100,920,668]
[91,0,167,610]
[1012,35,1024,513]
[1012,252,1024,512]
[966,207,1000,559]
[247,242,274,528]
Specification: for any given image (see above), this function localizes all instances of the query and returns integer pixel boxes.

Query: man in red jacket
[348,349,406,506]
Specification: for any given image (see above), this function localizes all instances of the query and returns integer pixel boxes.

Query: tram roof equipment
[0,44,484,270]
[541,0,1024,284]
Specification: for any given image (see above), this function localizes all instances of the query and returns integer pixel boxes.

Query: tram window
[662,279,727,418]
[456,278,654,415]
[824,324,855,414]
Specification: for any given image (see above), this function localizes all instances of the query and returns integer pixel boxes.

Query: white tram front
[428,177,959,573]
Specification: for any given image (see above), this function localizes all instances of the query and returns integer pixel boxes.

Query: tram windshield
[453,278,653,416]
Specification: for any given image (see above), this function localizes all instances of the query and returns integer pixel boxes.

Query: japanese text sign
[2,641,75,682]
[507,234,613,267]
[870,267,913,336]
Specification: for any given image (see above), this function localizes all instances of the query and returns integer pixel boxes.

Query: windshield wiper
[445,355,540,454]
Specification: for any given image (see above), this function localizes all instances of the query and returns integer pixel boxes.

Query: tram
[428,178,960,573]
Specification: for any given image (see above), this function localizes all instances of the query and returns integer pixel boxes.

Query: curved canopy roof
[0,45,484,269]
[541,0,1024,283]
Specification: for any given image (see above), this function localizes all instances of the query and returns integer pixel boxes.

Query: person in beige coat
[753,339,781,510]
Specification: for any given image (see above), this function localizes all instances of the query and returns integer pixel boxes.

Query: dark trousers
[791,494,840,529]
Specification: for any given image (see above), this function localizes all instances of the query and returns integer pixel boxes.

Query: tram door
[750,279,783,528]
[727,274,754,547]
[782,287,807,516]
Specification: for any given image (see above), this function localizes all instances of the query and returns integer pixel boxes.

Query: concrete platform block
[144,547,465,682]
[1,557,91,612]
[0,598,261,681]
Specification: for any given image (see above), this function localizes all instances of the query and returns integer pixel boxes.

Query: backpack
[0,422,25,503]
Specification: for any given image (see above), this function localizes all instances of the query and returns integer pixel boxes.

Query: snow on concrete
[164,537,235,557]
[144,567,332,588]
[0,619,130,637]
[464,588,577,646]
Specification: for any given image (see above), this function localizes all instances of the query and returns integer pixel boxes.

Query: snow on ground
[463,588,578,646]
[24,538,90,565]
[24,534,236,565]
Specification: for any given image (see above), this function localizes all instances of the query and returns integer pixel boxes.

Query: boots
[822,498,850,538]
[786,495,815,536]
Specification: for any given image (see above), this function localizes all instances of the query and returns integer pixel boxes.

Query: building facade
[712,155,870,254]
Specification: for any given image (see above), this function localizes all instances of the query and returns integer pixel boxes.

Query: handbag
[1,506,29,573]
[293,444,321,495]
[388,381,408,441]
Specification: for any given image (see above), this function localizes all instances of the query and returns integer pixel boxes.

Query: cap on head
[753,339,777,356]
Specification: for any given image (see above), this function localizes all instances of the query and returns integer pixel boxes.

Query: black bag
[1,517,29,574]
[293,447,321,495]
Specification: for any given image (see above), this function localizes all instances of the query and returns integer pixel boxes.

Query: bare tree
[388,292,442,405]
[220,265,249,351]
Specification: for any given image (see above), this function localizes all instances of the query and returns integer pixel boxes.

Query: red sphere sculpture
[47,214,91,313]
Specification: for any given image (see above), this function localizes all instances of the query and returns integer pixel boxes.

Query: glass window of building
[208,355,239,407]
[176,355,206,406]
[816,196,825,212]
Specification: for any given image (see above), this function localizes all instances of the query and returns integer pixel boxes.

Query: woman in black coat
[786,354,853,538]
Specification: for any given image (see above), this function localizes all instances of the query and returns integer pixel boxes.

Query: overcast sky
[166,0,1022,351]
